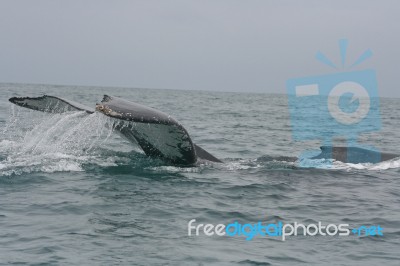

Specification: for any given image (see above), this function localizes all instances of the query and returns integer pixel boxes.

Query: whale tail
[9,95,222,165]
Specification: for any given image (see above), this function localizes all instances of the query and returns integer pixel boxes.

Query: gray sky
[0,0,399,96]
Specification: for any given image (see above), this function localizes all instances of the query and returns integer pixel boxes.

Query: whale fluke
[8,94,222,165]
[9,95,93,114]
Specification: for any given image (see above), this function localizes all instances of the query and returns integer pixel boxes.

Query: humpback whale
[8,95,398,165]
[9,95,221,165]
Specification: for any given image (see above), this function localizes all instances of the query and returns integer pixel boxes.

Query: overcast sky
[0,0,399,96]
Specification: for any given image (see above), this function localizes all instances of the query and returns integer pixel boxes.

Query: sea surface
[0,83,399,265]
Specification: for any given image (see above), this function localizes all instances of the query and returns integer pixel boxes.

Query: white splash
[0,108,122,176]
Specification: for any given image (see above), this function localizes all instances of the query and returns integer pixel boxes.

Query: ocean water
[0,83,399,265]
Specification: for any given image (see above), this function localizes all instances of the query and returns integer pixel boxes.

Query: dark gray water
[0,83,399,265]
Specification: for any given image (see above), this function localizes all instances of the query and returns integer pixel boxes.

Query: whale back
[312,146,399,163]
